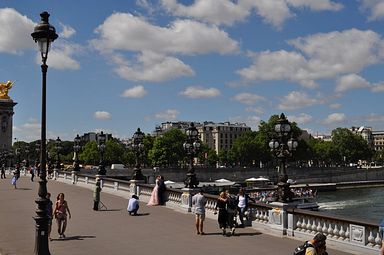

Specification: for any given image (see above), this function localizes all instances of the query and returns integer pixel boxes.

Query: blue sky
[1,0,384,142]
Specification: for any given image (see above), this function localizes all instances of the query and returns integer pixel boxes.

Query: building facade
[153,121,251,154]
[372,131,384,151]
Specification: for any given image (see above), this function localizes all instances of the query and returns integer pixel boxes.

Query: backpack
[227,195,238,212]
[293,241,314,255]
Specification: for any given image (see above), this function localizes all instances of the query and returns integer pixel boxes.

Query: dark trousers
[0,170,5,179]
[93,200,99,211]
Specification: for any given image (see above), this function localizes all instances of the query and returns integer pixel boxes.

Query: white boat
[293,197,319,211]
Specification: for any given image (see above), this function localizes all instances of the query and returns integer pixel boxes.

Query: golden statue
[0,80,13,100]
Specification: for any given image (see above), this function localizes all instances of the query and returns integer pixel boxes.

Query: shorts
[195,213,205,221]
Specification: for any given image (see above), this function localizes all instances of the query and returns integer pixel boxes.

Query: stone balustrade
[22,169,382,255]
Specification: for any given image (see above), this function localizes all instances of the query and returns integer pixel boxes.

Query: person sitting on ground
[127,195,140,216]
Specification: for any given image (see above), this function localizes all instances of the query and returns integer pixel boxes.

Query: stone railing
[49,171,380,255]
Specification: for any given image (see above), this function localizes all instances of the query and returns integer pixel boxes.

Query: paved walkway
[0,175,353,255]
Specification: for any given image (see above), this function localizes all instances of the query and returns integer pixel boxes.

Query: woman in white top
[237,188,248,227]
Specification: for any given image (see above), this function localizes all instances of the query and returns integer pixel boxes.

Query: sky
[1,0,384,143]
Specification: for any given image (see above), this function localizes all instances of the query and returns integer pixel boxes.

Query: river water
[316,186,384,223]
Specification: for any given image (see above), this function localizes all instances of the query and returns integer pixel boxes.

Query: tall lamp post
[97,131,106,176]
[131,128,145,181]
[73,134,81,172]
[25,145,30,168]
[269,113,298,202]
[31,11,58,255]
[55,137,61,169]
[183,123,200,188]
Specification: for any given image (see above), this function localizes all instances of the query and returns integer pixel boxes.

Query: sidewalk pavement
[0,176,354,255]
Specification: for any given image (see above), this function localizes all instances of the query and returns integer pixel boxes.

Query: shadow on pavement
[53,235,96,241]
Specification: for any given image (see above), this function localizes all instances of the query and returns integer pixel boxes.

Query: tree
[104,139,125,165]
[148,129,186,167]
[331,128,374,164]
[79,141,99,165]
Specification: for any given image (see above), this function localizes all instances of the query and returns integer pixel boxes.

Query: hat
[313,233,327,247]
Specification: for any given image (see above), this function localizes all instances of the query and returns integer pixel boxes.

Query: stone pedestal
[180,187,198,212]
[130,179,145,196]
[0,99,17,151]
[268,201,297,236]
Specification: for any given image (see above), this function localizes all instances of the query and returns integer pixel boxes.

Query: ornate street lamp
[73,134,81,172]
[31,11,58,255]
[97,131,106,175]
[131,128,145,181]
[269,113,298,202]
[15,147,21,167]
[183,122,200,188]
[55,137,61,170]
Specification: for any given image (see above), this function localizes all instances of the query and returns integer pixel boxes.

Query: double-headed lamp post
[73,134,81,172]
[183,123,200,188]
[25,145,30,167]
[97,131,106,176]
[131,128,145,181]
[31,11,58,255]
[269,113,298,202]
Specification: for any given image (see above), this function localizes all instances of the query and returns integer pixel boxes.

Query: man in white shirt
[127,195,139,216]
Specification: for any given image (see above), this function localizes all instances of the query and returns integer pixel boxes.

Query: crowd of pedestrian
[249,186,317,203]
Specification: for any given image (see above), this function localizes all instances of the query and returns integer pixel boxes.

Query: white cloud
[245,106,264,114]
[335,74,370,93]
[287,113,313,125]
[371,82,384,92]
[160,0,341,29]
[329,103,342,109]
[238,29,383,89]
[229,115,261,131]
[13,119,41,142]
[232,92,266,105]
[0,8,35,54]
[179,86,220,98]
[59,23,76,39]
[114,51,194,82]
[278,91,324,110]
[155,109,179,120]
[122,85,148,98]
[94,111,111,120]
[41,43,81,70]
[92,12,239,55]
[322,113,346,125]
[287,0,343,11]
[360,0,384,21]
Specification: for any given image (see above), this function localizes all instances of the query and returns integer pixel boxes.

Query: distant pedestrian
[226,190,238,235]
[214,191,228,235]
[46,193,53,241]
[1,164,5,179]
[93,179,102,211]
[237,188,249,227]
[147,176,160,206]
[54,193,71,238]
[380,219,384,255]
[127,194,140,215]
[29,166,35,182]
[157,175,166,205]
[192,189,207,235]
[11,172,17,189]
[14,166,20,180]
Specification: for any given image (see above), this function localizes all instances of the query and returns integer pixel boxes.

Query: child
[11,172,17,189]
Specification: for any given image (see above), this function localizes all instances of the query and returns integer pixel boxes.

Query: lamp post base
[184,172,199,188]
[132,168,145,181]
[276,182,293,202]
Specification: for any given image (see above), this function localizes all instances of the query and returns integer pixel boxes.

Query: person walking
[54,193,71,238]
[147,176,160,206]
[46,193,53,241]
[1,163,6,179]
[11,171,17,189]
[157,175,166,205]
[214,191,228,235]
[192,189,207,235]
[93,179,102,211]
[29,166,35,182]
[237,188,249,227]
[127,194,140,215]
[226,191,238,235]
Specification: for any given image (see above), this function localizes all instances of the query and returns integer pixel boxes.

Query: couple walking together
[147,175,166,206]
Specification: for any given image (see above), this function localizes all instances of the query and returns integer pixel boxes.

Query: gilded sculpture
[0,81,13,100]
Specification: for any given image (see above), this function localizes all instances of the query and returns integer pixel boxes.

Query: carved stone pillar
[0,99,17,151]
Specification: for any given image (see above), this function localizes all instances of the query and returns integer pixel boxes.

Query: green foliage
[79,141,99,165]
[148,129,186,167]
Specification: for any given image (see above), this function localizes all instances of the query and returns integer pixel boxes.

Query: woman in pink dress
[147,177,160,206]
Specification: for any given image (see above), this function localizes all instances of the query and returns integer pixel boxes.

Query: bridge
[0,171,375,254]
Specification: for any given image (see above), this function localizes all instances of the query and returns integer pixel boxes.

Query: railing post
[268,202,292,236]
[71,170,77,184]
[130,179,144,196]
[180,188,196,212]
